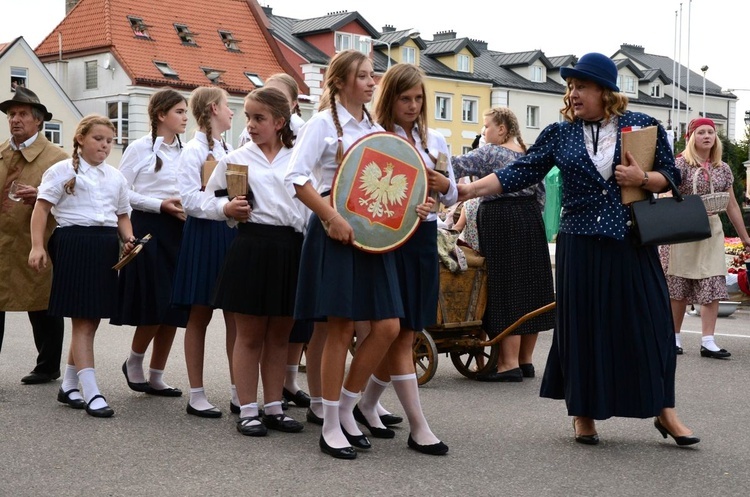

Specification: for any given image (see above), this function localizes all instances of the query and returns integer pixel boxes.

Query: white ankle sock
[239,402,260,422]
[309,396,323,417]
[126,351,146,383]
[230,385,239,406]
[339,387,362,435]
[701,336,721,352]
[189,387,215,411]
[148,368,172,390]
[391,373,439,446]
[284,365,300,393]
[322,399,348,448]
[675,334,682,348]
[78,368,107,409]
[61,364,83,401]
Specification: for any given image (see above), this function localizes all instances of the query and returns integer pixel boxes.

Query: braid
[294,103,302,118]
[151,116,163,172]
[204,120,214,152]
[221,139,228,153]
[329,89,344,165]
[64,144,80,195]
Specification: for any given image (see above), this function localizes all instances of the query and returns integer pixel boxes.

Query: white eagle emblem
[357,162,408,218]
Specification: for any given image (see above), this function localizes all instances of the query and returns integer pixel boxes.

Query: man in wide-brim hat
[0,86,68,384]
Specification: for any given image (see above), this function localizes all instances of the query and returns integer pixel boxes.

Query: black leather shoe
[700,346,731,359]
[407,434,449,455]
[230,402,240,414]
[654,418,700,446]
[341,425,371,449]
[675,346,683,355]
[186,403,222,418]
[476,368,523,382]
[21,370,60,384]
[283,387,311,408]
[85,394,114,418]
[353,405,395,438]
[121,362,150,392]
[519,363,535,378]
[146,386,182,397]
[380,413,403,426]
[237,416,267,437]
[306,408,324,425]
[263,413,304,433]
[319,435,356,460]
[57,388,86,409]
[282,397,289,410]
[573,418,599,445]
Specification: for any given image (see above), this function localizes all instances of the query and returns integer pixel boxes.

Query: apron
[667,215,725,279]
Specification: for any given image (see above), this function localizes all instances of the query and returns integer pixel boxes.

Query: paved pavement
[1,307,749,496]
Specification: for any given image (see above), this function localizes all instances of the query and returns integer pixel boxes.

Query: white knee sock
[701,335,721,352]
[284,365,301,393]
[358,376,388,429]
[339,387,362,435]
[148,368,173,390]
[61,364,83,401]
[78,368,107,410]
[126,350,146,383]
[189,387,215,411]
[322,399,348,448]
[391,373,439,446]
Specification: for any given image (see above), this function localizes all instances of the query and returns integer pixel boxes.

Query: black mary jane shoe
[121,362,150,393]
[57,388,86,409]
[237,416,268,437]
[262,413,304,433]
[306,408,324,425]
[407,434,449,455]
[283,387,311,408]
[699,346,731,359]
[230,402,240,414]
[380,413,403,426]
[186,403,222,418]
[654,418,700,446]
[341,425,371,449]
[146,386,182,397]
[353,405,395,438]
[319,435,356,460]
[85,394,114,418]
[573,418,600,445]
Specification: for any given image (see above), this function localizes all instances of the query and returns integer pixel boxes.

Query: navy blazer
[495,111,678,241]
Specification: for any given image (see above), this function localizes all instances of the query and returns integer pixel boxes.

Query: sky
[3,0,749,140]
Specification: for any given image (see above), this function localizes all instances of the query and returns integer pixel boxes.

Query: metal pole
[676,3,683,137]
[701,67,707,117]
[686,0,692,126]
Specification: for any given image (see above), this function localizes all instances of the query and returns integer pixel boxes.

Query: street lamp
[701,65,708,117]
[371,29,420,70]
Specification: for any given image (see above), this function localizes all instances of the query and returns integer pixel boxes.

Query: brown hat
[0,87,53,121]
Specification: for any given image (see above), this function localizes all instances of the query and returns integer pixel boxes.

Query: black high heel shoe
[572,418,599,445]
[353,405,395,438]
[341,424,371,449]
[654,418,700,446]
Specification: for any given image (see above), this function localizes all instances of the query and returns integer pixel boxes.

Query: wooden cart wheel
[413,330,438,386]
[450,342,499,380]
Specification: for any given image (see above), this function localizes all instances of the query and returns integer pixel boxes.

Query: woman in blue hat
[457,53,699,446]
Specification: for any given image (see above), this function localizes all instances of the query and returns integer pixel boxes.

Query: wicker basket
[693,168,729,215]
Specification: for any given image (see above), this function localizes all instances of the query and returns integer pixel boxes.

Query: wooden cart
[413,246,555,385]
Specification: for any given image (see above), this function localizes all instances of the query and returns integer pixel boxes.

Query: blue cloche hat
[560,53,619,92]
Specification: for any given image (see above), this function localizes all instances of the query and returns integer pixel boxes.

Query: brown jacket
[0,134,68,311]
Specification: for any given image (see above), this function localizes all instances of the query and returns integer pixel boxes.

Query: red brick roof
[35,0,306,95]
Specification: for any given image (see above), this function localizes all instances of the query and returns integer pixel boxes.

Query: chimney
[261,6,273,17]
[470,39,487,51]
[382,25,396,33]
[65,0,80,14]
[620,43,645,54]
[433,30,457,41]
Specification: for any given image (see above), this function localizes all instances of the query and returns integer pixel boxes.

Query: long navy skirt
[172,216,236,308]
[540,232,676,420]
[294,214,403,321]
[393,220,439,331]
[111,210,189,327]
[47,226,119,319]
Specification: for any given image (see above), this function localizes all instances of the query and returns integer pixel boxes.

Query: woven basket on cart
[693,168,729,215]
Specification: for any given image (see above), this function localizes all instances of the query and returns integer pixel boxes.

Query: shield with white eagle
[331,132,428,253]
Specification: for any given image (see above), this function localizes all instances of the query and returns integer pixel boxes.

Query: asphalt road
[1,307,748,497]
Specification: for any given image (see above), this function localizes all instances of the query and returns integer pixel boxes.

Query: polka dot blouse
[495,111,678,241]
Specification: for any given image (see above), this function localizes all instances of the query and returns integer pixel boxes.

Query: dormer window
[457,54,470,73]
[617,74,636,94]
[202,67,225,84]
[219,31,240,52]
[245,73,264,87]
[128,16,151,39]
[402,47,416,64]
[650,83,661,98]
[175,24,197,45]
[334,32,370,55]
[154,61,179,79]
[530,65,544,83]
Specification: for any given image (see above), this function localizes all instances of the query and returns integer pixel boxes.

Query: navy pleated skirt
[212,222,303,316]
[477,196,555,337]
[294,214,403,321]
[111,210,189,327]
[47,226,119,319]
[172,216,237,308]
[540,232,676,420]
[393,220,439,330]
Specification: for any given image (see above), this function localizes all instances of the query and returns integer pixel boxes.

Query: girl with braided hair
[451,107,555,382]
[112,88,190,397]
[173,86,249,418]
[29,114,135,417]
[285,49,407,459]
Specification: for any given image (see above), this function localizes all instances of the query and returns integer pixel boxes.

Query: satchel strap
[660,171,683,203]
[692,167,714,195]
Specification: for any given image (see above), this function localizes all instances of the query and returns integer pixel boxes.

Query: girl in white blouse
[29,114,135,418]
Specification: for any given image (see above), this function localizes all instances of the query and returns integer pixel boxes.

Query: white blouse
[38,157,131,227]
[177,131,232,218]
[118,133,182,213]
